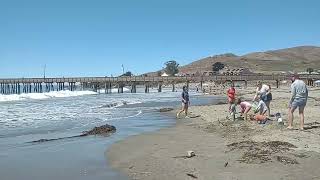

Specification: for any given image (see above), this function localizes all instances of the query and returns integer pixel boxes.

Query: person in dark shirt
[177,86,190,118]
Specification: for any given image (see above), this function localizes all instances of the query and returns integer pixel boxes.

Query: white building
[161,72,169,77]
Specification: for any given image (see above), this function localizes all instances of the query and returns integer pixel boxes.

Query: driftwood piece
[186,173,198,179]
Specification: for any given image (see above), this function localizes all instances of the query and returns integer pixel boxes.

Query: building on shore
[161,72,169,77]
[220,67,252,76]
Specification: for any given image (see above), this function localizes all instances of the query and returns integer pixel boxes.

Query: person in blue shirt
[177,86,190,118]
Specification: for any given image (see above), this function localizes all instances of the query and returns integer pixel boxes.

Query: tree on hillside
[164,60,179,76]
[306,68,314,74]
[212,62,225,72]
[120,71,133,77]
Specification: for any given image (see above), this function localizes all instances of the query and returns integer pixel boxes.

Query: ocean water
[0,87,223,180]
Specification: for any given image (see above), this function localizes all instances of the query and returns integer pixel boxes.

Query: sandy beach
[107,85,320,180]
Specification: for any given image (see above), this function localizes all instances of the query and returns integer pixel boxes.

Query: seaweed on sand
[227,141,298,164]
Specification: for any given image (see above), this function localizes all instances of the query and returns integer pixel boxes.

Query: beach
[0,88,223,180]
[107,86,320,180]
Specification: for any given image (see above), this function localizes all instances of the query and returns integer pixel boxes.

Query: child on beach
[237,98,252,121]
[227,83,236,113]
[237,98,268,121]
[177,86,190,118]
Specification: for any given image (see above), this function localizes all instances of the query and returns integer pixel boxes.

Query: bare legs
[185,105,189,117]
[265,101,271,117]
[177,103,189,118]
[287,106,305,130]
[243,107,251,121]
[299,106,305,130]
[287,107,294,129]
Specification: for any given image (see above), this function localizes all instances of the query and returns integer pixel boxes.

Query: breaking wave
[0,90,98,102]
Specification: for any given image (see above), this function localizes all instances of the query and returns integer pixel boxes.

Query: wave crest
[0,90,97,102]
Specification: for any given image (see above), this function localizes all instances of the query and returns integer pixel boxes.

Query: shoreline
[107,86,320,180]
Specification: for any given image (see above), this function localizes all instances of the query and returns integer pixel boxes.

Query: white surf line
[0,90,97,102]
[102,110,143,122]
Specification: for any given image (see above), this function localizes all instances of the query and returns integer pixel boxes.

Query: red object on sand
[254,114,267,121]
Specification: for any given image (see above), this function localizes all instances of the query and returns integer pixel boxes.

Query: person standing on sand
[227,82,236,113]
[177,86,190,118]
[287,74,308,130]
[253,82,272,116]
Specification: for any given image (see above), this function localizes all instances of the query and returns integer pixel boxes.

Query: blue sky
[0,0,319,78]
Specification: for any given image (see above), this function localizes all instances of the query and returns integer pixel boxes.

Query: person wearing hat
[287,74,308,130]
[177,85,190,118]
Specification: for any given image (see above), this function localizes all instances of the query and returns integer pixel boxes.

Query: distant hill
[148,46,320,76]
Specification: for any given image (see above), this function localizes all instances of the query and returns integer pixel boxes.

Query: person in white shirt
[253,81,272,116]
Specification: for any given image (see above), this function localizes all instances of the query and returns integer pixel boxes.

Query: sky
[0,0,319,78]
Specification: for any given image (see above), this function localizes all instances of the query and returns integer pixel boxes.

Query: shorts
[261,93,272,102]
[290,99,307,110]
[259,106,268,115]
[182,102,189,109]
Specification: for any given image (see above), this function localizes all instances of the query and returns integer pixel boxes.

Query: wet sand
[107,86,320,180]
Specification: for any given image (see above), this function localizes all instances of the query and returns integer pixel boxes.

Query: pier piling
[172,83,175,92]
[158,84,162,93]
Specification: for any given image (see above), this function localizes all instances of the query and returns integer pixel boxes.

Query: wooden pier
[0,74,319,95]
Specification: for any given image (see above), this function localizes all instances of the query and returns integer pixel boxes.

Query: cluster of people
[177,74,308,130]
[227,81,272,122]
[227,74,308,130]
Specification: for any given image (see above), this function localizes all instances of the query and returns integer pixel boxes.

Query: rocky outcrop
[82,124,116,136]
[29,124,116,143]
[159,108,174,112]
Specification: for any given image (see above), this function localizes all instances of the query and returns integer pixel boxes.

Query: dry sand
[107,86,320,180]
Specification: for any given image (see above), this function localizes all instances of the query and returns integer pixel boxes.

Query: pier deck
[0,74,319,94]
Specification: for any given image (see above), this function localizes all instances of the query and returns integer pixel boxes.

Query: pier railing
[2,74,318,83]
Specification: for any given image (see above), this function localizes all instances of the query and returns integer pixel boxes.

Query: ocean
[0,87,223,180]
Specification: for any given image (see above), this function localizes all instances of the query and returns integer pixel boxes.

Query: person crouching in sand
[287,74,308,130]
[237,98,252,121]
[237,98,268,121]
[177,86,190,118]
[255,99,268,116]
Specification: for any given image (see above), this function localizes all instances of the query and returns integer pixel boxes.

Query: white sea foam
[0,90,97,102]
[97,87,131,94]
